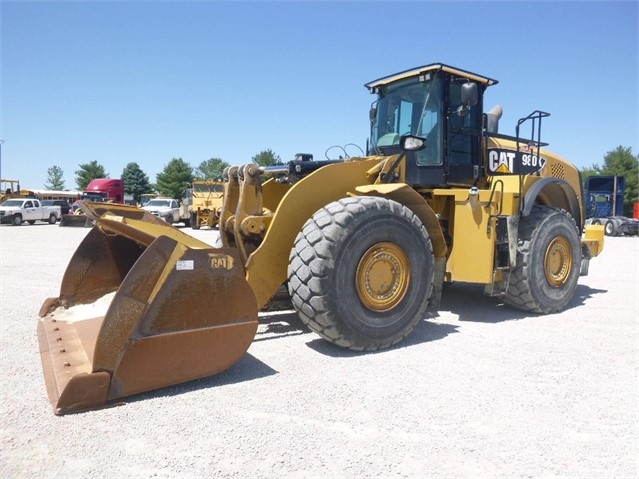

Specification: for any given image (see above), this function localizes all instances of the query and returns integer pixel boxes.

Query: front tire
[504,206,581,314]
[288,196,434,351]
[12,215,22,226]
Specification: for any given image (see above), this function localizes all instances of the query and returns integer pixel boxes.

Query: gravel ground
[1,222,637,478]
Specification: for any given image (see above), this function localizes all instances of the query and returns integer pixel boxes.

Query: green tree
[75,161,108,190]
[251,149,281,167]
[581,146,638,216]
[579,163,602,184]
[195,157,230,180]
[122,162,154,204]
[155,158,194,199]
[44,165,66,190]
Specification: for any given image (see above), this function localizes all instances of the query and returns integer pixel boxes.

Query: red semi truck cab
[81,178,125,204]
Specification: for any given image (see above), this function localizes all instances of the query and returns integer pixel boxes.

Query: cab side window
[447,81,481,166]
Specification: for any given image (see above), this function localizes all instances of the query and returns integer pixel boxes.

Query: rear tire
[604,220,618,236]
[504,206,581,314]
[48,214,57,224]
[287,196,434,351]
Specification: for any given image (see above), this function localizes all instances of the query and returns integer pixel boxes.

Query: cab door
[404,77,447,186]
[445,80,483,185]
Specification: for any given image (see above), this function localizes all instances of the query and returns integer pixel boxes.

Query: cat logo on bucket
[487,148,546,175]
[209,253,234,270]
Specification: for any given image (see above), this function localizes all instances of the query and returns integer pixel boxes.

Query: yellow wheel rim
[544,237,572,287]
[355,242,410,312]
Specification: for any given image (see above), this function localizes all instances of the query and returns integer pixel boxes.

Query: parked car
[142,198,180,224]
[42,199,72,215]
[0,198,62,225]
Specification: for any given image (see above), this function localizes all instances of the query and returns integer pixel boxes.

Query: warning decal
[176,260,194,271]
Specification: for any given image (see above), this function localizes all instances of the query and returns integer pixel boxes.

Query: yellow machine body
[191,180,225,229]
[37,63,604,414]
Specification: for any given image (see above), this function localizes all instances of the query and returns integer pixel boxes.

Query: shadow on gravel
[304,318,458,358]
[567,283,608,308]
[253,310,311,342]
[124,353,278,406]
[440,282,607,323]
[231,279,607,360]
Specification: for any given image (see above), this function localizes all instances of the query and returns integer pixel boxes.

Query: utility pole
[0,139,4,179]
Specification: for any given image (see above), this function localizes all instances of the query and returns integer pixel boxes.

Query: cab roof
[365,63,498,92]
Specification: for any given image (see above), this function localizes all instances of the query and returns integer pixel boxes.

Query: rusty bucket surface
[38,202,258,414]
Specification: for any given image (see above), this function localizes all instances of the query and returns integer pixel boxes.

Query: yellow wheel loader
[37,63,604,414]
[1,179,22,203]
[190,180,224,230]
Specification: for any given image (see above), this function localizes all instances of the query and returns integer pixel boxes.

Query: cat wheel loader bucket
[38,202,258,414]
[59,211,94,227]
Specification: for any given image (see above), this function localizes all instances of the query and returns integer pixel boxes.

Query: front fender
[245,158,381,308]
[355,183,447,258]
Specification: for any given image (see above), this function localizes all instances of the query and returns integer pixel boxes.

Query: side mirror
[399,134,426,152]
[461,82,478,107]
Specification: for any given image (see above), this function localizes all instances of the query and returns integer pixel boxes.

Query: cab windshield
[371,74,443,165]
[146,199,173,208]
[81,192,107,202]
[1,199,24,207]
[193,183,223,193]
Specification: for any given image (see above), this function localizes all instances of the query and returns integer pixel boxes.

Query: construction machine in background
[190,180,224,229]
[37,63,604,414]
[140,193,158,207]
[1,179,20,202]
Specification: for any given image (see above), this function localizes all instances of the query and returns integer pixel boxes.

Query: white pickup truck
[142,198,181,224]
[0,198,62,226]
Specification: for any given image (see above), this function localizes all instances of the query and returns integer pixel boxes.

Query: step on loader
[38,63,604,414]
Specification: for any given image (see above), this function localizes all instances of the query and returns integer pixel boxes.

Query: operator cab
[366,63,497,187]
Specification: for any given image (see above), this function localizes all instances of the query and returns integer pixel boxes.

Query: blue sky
[1,1,637,191]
